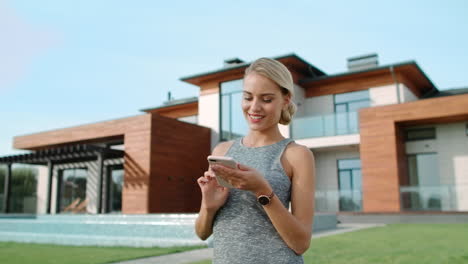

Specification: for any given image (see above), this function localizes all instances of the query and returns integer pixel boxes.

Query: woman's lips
[248,114,264,123]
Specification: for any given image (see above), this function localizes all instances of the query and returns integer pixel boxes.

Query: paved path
[111,224,384,264]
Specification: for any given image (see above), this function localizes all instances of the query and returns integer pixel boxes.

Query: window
[405,127,436,141]
[0,165,5,212]
[107,165,124,213]
[220,79,248,141]
[337,158,362,211]
[9,165,38,213]
[334,90,370,135]
[334,90,370,113]
[58,168,87,213]
[407,153,439,186]
[403,153,441,210]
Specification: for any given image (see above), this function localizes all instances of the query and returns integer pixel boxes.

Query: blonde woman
[195,58,315,264]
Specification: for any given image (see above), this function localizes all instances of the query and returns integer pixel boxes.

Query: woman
[195,57,315,264]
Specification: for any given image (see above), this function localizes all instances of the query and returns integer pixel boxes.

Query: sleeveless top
[212,137,304,264]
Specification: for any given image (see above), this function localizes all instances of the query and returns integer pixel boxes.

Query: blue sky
[1,0,467,156]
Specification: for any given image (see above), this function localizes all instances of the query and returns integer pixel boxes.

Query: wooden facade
[302,63,435,98]
[360,93,468,212]
[13,113,210,214]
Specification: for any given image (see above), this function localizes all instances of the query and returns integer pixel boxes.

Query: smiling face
[242,72,290,132]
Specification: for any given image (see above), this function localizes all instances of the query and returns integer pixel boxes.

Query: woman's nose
[250,99,262,111]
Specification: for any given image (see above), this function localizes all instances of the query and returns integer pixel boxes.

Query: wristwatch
[257,191,275,206]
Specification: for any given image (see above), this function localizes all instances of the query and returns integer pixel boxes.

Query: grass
[0,242,205,264]
[189,224,468,264]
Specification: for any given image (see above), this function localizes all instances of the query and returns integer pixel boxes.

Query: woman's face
[242,72,289,132]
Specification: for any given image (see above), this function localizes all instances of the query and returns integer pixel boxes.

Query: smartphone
[207,155,237,188]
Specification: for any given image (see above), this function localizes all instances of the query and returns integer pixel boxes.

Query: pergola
[0,144,124,214]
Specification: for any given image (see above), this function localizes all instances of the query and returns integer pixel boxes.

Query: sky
[1,0,467,156]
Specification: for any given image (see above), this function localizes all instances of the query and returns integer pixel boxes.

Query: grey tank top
[212,137,304,264]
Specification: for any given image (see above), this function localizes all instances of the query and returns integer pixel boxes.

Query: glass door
[107,165,124,213]
[58,168,87,213]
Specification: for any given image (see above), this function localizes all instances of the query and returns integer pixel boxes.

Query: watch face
[258,195,270,205]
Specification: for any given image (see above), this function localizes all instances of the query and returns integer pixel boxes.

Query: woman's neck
[243,127,285,148]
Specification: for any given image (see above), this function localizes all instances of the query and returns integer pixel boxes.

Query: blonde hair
[245,58,297,125]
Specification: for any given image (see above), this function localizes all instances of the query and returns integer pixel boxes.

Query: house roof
[140,97,198,113]
[300,61,438,97]
[180,53,326,86]
[422,87,468,98]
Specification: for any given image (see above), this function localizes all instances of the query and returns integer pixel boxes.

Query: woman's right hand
[197,170,229,212]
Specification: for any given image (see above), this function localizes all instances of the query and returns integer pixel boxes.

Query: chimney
[347,53,378,72]
[223,57,245,68]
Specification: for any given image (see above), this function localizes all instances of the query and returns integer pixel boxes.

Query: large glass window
[58,168,87,213]
[337,158,362,211]
[7,165,38,214]
[107,165,124,213]
[220,79,248,141]
[334,90,370,135]
[0,165,5,212]
[402,153,441,210]
[407,153,439,186]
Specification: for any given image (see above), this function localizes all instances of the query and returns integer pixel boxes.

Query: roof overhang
[300,61,437,98]
[180,53,326,86]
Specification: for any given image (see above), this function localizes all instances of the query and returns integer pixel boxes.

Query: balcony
[291,111,359,139]
[400,185,467,211]
[315,189,362,212]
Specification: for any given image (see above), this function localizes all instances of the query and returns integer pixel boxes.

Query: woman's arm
[262,144,315,254]
[211,143,315,254]
[194,141,233,240]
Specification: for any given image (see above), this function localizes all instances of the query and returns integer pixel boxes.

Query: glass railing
[400,185,466,211]
[315,189,362,212]
[291,111,359,139]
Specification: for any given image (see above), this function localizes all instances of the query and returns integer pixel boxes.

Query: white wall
[405,122,468,211]
[177,115,198,124]
[400,83,418,102]
[370,84,398,106]
[369,83,418,106]
[437,122,468,211]
[36,166,48,214]
[293,84,306,117]
[198,92,220,149]
[301,94,334,117]
[313,146,360,212]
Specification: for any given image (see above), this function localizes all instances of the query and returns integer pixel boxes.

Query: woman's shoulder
[212,140,235,156]
[284,141,315,162]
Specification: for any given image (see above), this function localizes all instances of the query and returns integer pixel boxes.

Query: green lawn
[191,224,468,264]
[0,242,204,264]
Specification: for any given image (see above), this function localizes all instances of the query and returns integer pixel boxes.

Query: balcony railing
[291,111,359,139]
[315,189,362,212]
[400,185,467,211]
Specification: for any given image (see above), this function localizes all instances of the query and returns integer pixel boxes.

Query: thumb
[237,163,251,171]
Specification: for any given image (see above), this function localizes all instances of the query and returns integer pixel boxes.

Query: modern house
[1,53,467,215]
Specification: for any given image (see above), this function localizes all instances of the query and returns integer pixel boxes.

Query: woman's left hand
[211,163,272,195]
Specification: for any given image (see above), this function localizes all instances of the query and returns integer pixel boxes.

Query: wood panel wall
[12,113,211,214]
[13,115,153,214]
[360,94,468,212]
[149,114,211,212]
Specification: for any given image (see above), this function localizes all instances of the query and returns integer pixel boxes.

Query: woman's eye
[263,99,272,103]
[244,97,253,101]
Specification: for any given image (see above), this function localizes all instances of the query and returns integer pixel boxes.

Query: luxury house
[1,53,467,215]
